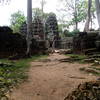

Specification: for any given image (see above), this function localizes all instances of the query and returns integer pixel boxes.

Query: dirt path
[10,53,97,100]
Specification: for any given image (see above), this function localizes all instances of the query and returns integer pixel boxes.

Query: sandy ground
[10,53,97,100]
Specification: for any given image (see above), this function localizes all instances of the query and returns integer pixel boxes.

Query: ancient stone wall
[73,32,98,54]
[20,16,45,40]
[0,26,47,58]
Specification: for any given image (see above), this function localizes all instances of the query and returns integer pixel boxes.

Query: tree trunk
[75,20,78,30]
[95,0,100,30]
[74,0,78,30]
[26,0,32,55]
[41,0,46,40]
[41,0,44,17]
[84,0,92,31]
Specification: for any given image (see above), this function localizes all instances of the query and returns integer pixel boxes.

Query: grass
[66,54,100,76]
[66,54,87,59]
[65,54,87,63]
[0,55,47,99]
[80,66,100,76]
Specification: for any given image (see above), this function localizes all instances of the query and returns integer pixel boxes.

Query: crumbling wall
[73,32,98,54]
[64,80,100,100]
[0,26,47,58]
[20,16,45,40]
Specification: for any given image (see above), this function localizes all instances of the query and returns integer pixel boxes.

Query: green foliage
[66,54,87,60]
[10,8,55,35]
[63,29,80,37]
[10,11,26,33]
[59,0,96,29]
[65,54,87,63]
[58,24,63,34]
[32,8,50,20]
[69,29,80,36]
[76,0,95,22]
[32,8,43,18]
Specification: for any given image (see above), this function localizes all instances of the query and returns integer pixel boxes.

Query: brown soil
[10,53,98,100]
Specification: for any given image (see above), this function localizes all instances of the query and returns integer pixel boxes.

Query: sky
[0,0,58,26]
[0,0,99,30]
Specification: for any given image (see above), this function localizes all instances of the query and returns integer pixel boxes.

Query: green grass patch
[66,54,87,59]
[0,55,47,99]
[65,54,87,64]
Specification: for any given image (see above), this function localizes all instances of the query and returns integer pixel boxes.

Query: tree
[20,8,53,39]
[32,8,49,20]
[40,0,46,20]
[84,0,92,31]
[58,0,82,30]
[32,8,43,18]
[26,0,32,55]
[10,11,26,33]
[58,0,96,30]
[95,0,100,30]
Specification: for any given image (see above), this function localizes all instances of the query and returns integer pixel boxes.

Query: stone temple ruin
[20,22,27,37]
[20,13,59,41]
[20,16,44,40]
[65,80,100,100]
[0,13,60,58]
[32,16,44,40]
[45,13,59,39]
[1,13,100,57]
[73,31,100,54]
[14,13,100,54]
[45,13,60,48]
[20,13,60,50]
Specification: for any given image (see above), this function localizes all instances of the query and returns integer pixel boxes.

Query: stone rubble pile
[64,80,100,100]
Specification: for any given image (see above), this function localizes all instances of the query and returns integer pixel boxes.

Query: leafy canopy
[10,11,26,33]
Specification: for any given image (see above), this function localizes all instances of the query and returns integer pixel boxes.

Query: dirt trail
[11,53,97,100]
